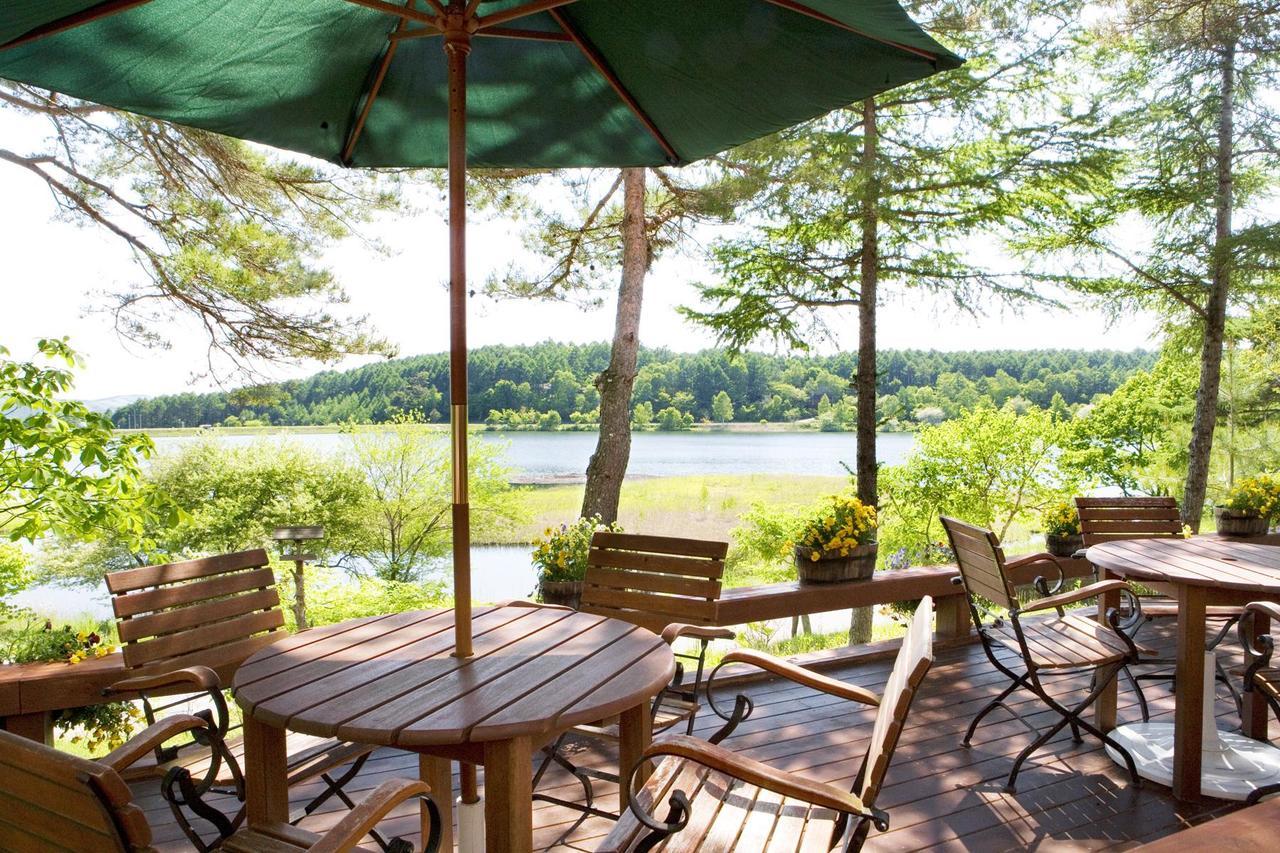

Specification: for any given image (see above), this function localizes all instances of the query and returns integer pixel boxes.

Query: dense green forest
[110,344,1155,430]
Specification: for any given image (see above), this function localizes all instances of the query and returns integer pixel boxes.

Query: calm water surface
[23,431,917,619]
[148,429,916,481]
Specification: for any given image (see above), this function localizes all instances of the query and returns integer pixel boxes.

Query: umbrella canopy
[0,0,961,655]
[0,1,960,168]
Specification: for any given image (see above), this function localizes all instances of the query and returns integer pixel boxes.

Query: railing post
[934,589,971,641]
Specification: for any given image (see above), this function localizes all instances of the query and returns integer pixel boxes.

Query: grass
[496,473,847,546]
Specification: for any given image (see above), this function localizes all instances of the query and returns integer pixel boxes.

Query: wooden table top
[1086,537,1280,592]
[232,604,674,748]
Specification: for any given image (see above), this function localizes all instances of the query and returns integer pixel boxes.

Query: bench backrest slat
[1075,496,1182,546]
[580,533,728,633]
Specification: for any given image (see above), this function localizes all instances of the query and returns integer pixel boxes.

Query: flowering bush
[532,515,623,584]
[1223,474,1280,518]
[1041,501,1080,537]
[794,495,877,561]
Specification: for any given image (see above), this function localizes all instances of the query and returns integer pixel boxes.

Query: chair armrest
[641,734,868,816]
[1005,553,1061,571]
[1245,602,1280,623]
[105,665,221,696]
[1019,580,1131,615]
[719,649,879,706]
[1006,552,1066,595]
[102,713,211,773]
[307,779,434,853]
[661,623,736,644]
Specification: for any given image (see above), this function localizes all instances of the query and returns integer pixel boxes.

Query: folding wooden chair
[1238,601,1280,804]
[941,516,1143,791]
[531,532,735,819]
[0,715,440,853]
[104,549,386,850]
[596,597,936,852]
[1076,496,1242,720]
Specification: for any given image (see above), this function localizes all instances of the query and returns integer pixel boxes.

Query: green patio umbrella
[0,0,961,656]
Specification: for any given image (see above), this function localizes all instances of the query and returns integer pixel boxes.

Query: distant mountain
[84,394,146,413]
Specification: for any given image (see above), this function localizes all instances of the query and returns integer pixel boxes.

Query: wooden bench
[716,555,1095,641]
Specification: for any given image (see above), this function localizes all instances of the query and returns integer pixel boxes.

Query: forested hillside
[110,343,1155,430]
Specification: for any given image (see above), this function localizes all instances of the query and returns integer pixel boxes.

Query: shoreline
[117,422,913,437]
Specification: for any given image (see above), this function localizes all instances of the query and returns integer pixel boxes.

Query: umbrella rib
[477,0,580,29]
[477,27,573,43]
[764,0,938,63]
[342,0,441,28]
[0,0,155,51]
[342,6,419,165]
[548,8,681,165]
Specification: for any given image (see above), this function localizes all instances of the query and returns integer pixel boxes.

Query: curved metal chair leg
[965,677,1024,746]
[1124,665,1150,723]
[1006,715,1070,792]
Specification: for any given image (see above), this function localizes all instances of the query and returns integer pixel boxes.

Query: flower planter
[538,580,584,609]
[1214,507,1269,537]
[794,543,878,586]
[1045,532,1084,558]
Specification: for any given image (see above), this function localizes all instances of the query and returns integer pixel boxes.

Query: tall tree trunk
[855,97,879,509]
[850,97,879,646]
[581,168,647,524]
[1182,41,1235,530]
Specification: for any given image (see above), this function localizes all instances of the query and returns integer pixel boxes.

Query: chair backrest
[0,728,153,852]
[1075,496,1182,547]
[106,549,285,677]
[940,517,1018,610]
[856,596,935,807]
[579,533,728,634]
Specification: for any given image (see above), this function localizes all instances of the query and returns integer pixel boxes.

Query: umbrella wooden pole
[446,4,473,659]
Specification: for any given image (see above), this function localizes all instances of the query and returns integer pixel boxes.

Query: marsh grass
[497,474,847,545]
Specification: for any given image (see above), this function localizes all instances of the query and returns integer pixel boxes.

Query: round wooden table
[1087,537,1280,802]
[232,604,675,852]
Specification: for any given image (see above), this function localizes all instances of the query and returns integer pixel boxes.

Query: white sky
[0,112,1164,402]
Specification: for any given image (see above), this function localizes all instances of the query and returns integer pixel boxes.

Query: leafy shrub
[302,566,448,627]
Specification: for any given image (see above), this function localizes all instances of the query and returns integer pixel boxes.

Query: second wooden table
[1088,537,1280,802]
[233,604,675,851]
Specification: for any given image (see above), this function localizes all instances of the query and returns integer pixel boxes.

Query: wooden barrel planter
[794,544,878,586]
[538,580,584,609]
[1045,533,1084,558]
[1214,507,1269,537]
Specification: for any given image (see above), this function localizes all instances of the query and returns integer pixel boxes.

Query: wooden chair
[103,550,383,849]
[596,596,936,853]
[1238,601,1280,803]
[940,516,1143,791]
[531,532,735,819]
[0,715,440,853]
[1076,496,1242,719]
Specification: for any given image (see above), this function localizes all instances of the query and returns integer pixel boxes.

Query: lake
[18,430,917,619]
[148,429,917,482]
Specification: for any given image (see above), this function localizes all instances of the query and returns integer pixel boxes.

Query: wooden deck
[134,620,1265,851]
